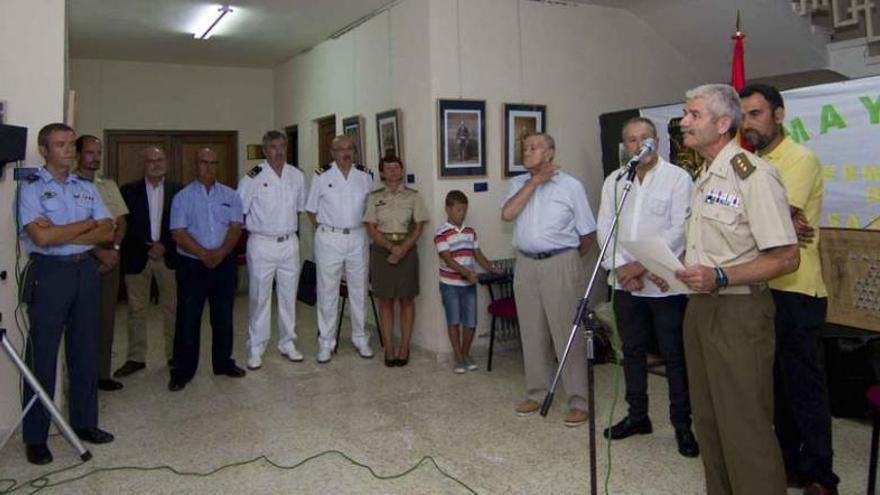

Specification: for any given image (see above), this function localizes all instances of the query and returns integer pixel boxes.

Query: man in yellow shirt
[740,84,839,495]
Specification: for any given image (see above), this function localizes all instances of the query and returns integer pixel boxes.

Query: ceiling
[68,0,396,68]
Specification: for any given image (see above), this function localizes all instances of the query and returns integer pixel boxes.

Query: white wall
[70,59,275,176]
[0,0,67,441]
[274,0,709,356]
[828,38,880,78]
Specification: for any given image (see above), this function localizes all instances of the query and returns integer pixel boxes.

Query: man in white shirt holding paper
[596,117,698,457]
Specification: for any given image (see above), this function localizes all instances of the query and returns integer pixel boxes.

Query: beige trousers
[124,258,176,362]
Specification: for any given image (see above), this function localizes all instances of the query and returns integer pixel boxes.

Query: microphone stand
[539,159,639,495]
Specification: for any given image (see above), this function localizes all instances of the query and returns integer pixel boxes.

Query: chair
[478,258,518,371]
[868,383,880,495]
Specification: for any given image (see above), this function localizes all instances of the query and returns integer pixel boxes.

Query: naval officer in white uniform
[238,130,306,370]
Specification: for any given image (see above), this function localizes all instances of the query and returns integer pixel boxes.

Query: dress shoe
[395,357,408,367]
[113,360,145,378]
[803,482,839,495]
[316,346,332,364]
[674,427,699,457]
[214,365,246,378]
[353,340,374,359]
[26,444,53,465]
[564,408,588,427]
[168,379,186,392]
[515,399,540,416]
[385,356,396,367]
[98,379,124,391]
[247,354,262,370]
[603,416,653,440]
[74,427,114,444]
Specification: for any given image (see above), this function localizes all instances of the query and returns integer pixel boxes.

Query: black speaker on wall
[0,124,27,166]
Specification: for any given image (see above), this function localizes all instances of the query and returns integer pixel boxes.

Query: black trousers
[614,290,691,428]
[22,255,99,445]
[171,256,237,384]
[771,289,839,488]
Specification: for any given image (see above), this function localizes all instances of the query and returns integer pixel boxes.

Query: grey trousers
[513,249,588,411]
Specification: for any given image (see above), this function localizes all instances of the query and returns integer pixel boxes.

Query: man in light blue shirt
[501,132,596,428]
[17,123,115,465]
[168,148,245,391]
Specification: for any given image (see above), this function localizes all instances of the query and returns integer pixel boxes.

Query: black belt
[519,247,575,260]
[31,252,94,263]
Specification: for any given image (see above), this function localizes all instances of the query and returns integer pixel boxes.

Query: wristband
[714,266,729,289]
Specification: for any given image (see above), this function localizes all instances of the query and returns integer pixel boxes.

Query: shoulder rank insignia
[369,187,385,195]
[314,163,332,176]
[356,164,374,179]
[247,166,262,178]
[26,173,40,183]
[730,153,755,180]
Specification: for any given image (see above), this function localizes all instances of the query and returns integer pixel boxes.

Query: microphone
[616,138,656,181]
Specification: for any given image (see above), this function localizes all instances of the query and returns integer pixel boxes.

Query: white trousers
[315,227,368,349]
[246,234,300,356]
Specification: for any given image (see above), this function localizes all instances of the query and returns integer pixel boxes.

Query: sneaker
[515,399,541,416]
[352,340,374,359]
[247,354,262,370]
[280,346,304,362]
[317,346,332,364]
[464,357,478,371]
[454,360,467,374]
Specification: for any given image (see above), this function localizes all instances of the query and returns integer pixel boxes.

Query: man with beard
[652,84,799,494]
[74,135,128,391]
[740,83,839,495]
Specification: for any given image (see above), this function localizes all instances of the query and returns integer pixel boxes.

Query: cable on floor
[0,449,479,495]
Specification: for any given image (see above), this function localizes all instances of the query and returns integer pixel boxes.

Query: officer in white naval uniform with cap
[306,135,374,363]
[238,130,306,370]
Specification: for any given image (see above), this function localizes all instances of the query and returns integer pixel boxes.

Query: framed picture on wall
[342,115,366,166]
[0,100,6,124]
[438,99,486,178]
[503,103,546,177]
[376,109,403,162]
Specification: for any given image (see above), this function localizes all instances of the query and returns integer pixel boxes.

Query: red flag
[731,11,751,149]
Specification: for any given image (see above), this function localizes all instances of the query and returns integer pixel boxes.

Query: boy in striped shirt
[434,190,497,374]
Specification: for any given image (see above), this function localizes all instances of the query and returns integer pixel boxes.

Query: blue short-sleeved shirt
[170,180,243,259]
[18,167,112,255]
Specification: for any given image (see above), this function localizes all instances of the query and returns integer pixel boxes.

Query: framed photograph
[0,100,6,124]
[246,144,265,160]
[376,109,403,162]
[438,99,486,178]
[342,115,366,166]
[503,103,546,177]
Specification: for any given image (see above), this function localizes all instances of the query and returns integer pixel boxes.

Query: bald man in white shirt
[596,117,698,457]
[501,132,596,428]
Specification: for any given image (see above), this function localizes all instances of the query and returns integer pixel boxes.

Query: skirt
[370,243,419,299]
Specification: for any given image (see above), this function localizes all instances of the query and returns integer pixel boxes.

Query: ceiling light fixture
[194,5,233,40]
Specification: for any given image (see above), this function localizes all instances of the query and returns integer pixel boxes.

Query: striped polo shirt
[434,221,479,286]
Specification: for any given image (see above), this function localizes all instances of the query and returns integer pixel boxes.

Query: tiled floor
[0,296,872,494]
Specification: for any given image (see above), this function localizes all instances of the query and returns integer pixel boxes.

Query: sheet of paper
[619,238,691,294]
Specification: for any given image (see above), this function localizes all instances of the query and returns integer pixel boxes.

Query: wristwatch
[713,266,728,289]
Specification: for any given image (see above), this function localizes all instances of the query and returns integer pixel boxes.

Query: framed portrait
[342,115,366,166]
[438,99,486,178]
[375,109,403,162]
[503,103,546,177]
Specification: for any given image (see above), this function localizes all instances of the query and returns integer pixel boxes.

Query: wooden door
[104,130,238,188]
[316,115,336,168]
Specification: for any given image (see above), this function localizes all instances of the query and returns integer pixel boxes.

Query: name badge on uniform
[376,200,386,206]
[704,189,741,208]
[73,192,95,201]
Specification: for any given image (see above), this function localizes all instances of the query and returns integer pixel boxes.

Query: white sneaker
[464,357,479,371]
[316,346,332,364]
[454,360,467,374]
[353,340,374,359]
[247,354,262,370]
[280,346,304,362]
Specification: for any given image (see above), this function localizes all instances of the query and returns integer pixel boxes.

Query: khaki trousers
[97,265,120,380]
[513,249,588,411]
[684,289,786,495]
[124,258,176,362]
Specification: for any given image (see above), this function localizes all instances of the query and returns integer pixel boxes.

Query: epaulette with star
[25,173,39,183]
[731,153,755,180]
[355,164,374,178]
[314,163,331,176]
[246,165,262,178]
